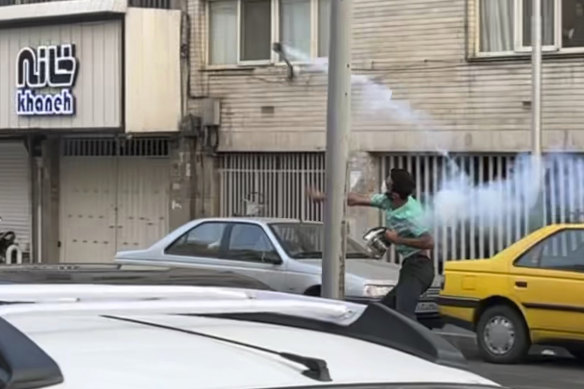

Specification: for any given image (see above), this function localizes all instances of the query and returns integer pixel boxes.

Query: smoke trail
[284,46,437,137]
[281,45,584,233]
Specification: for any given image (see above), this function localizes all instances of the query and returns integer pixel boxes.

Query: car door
[510,228,584,336]
[163,221,285,291]
[219,222,285,290]
[163,221,231,266]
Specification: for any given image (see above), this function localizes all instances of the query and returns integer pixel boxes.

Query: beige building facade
[187,0,584,152]
[186,0,584,266]
[1,0,583,266]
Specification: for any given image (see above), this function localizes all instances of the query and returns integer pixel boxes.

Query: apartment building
[186,0,584,266]
[1,0,582,266]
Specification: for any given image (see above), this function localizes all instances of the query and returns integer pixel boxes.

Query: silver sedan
[114,217,442,328]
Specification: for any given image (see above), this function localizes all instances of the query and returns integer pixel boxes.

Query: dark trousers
[380,253,435,321]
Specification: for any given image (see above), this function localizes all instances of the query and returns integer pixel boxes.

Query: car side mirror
[263,252,283,265]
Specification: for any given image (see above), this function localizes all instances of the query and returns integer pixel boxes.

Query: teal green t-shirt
[370,193,429,259]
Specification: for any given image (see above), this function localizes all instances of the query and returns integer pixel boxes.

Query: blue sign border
[15,43,79,117]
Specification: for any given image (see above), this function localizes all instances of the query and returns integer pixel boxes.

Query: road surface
[436,326,584,389]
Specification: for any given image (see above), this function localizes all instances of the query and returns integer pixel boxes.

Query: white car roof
[0,285,501,389]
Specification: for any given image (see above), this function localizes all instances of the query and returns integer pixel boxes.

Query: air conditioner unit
[201,98,221,127]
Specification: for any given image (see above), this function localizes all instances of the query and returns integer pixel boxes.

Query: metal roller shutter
[59,138,170,263]
[0,141,31,254]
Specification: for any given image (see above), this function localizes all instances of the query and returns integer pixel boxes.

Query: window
[477,0,584,56]
[479,0,514,52]
[241,0,272,61]
[521,0,556,47]
[166,222,227,257]
[269,223,374,259]
[226,224,280,262]
[515,229,584,271]
[318,0,331,57]
[209,1,238,64]
[280,0,311,58]
[207,0,331,66]
[562,0,584,48]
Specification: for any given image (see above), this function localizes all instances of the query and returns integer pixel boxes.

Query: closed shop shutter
[0,142,31,254]
[59,138,170,263]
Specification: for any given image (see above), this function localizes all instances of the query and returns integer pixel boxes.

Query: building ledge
[0,0,128,24]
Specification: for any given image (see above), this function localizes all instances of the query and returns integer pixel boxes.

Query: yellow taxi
[438,224,584,364]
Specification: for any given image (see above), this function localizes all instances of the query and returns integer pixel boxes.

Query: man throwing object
[308,168,435,321]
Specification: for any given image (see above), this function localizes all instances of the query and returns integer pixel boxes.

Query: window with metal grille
[381,153,584,269]
[219,152,584,271]
[219,153,325,221]
[62,138,170,158]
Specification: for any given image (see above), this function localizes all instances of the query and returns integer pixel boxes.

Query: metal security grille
[381,153,584,270]
[219,153,325,221]
[62,138,169,157]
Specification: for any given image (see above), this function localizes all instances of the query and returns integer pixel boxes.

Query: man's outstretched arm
[348,192,374,206]
[307,189,374,207]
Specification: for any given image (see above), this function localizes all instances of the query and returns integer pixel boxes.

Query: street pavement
[435,325,584,389]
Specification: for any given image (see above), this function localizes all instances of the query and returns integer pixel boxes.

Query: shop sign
[16,44,79,117]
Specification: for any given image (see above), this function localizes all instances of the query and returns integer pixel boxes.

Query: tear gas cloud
[282,45,584,229]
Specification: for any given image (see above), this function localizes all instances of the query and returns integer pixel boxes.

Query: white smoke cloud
[281,44,584,231]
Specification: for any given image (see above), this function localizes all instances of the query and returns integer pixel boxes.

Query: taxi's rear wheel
[476,305,530,364]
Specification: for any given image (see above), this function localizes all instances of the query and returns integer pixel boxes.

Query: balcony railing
[0,0,175,9]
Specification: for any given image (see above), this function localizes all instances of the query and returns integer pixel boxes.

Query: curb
[437,332,575,360]
[438,333,480,358]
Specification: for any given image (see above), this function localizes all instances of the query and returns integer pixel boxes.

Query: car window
[515,229,584,272]
[165,222,227,258]
[226,224,279,263]
[269,222,373,259]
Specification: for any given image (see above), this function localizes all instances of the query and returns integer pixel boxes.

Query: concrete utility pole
[530,0,545,230]
[322,0,353,299]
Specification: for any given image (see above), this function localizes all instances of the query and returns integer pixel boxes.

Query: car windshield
[269,222,374,259]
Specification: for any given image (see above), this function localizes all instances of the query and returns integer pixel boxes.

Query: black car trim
[345,297,438,304]
[344,297,443,329]
[268,384,505,389]
[0,264,274,291]
[522,302,584,314]
[190,302,468,369]
[0,317,64,389]
[103,315,332,382]
[441,315,475,332]
[437,296,480,308]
